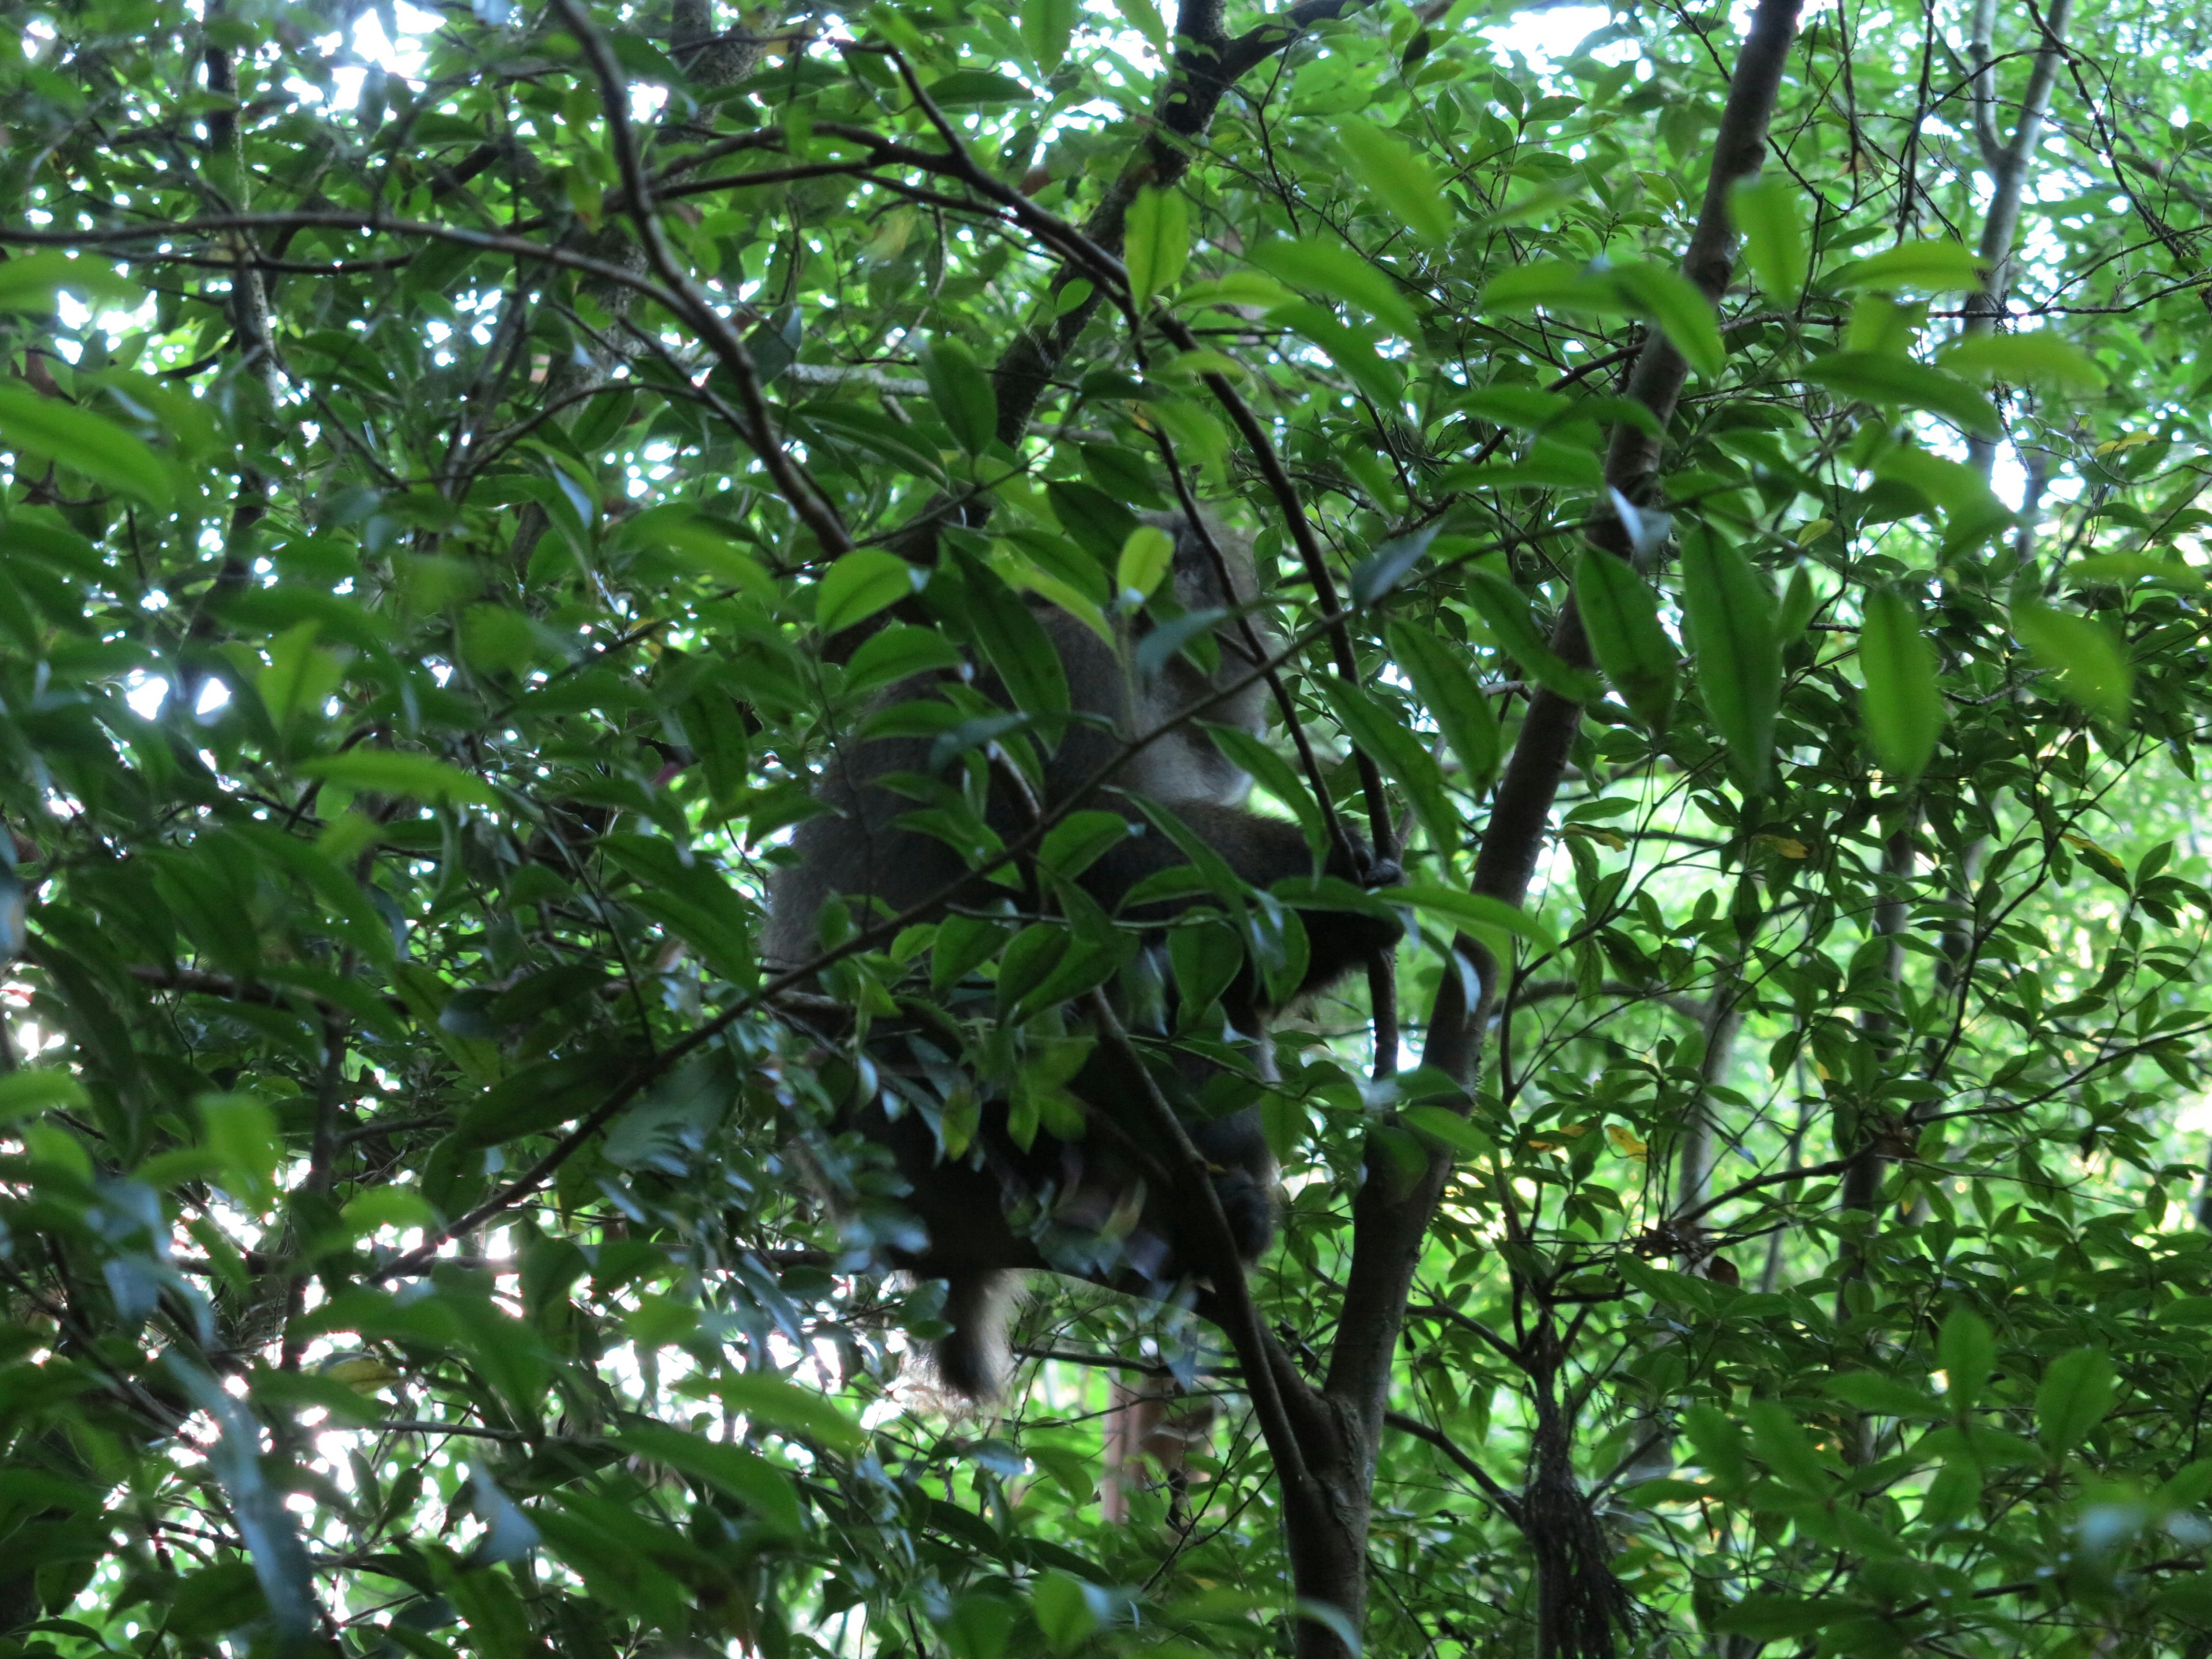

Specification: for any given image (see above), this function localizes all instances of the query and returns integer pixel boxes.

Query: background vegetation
[6,0,2212,1652]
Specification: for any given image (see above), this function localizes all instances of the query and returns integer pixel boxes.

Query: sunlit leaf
[1126,185,1191,306]
[1573,550,1677,730]
[1858,586,1944,781]
[2012,597,2133,724]
[1339,119,1453,246]
[1730,175,1809,304]
[1679,528,1782,790]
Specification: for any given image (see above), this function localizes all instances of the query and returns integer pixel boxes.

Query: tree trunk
[1306,0,1809,1651]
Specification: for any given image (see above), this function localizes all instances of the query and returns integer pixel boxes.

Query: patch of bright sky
[1481,3,1615,67]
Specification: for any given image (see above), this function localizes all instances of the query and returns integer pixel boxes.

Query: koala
[768,512,1402,1394]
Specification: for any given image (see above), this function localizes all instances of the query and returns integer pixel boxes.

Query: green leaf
[1032,1574,1104,1652]
[615,1423,805,1536]
[1019,0,1076,73]
[0,1068,89,1123]
[0,384,171,505]
[1126,185,1191,307]
[1831,238,1984,293]
[1395,882,1558,955]
[1320,679,1460,862]
[1858,586,1944,781]
[843,622,964,696]
[258,620,347,735]
[1267,302,1405,409]
[1463,570,1603,702]
[1398,1104,1491,1157]
[0,249,145,312]
[1038,810,1138,880]
[599,833,759,987]
[1351,523,1440,606]
[1804,351,2001,438]
[1713,1597,1857,1639]
[923,339,998,454]
[1730,176,1809,304]
[1107,0,1165,48]
[1745,1399,1831,1493]
[1941,330,2106,391]
[1339,119,1453,246]
[1680,1403,1747,1487]
[1938,1309,1996,1407]
[1824,1370,1942,1419]
[2064,552,2204,589]
[1386,620,1502,790]
[963,558,1071,719]
[923,69,1033,105]
[1573,550,1677,730]
[300,749,498,806]
[2011,599,2133,724]
[1609,262,1725,380]
[2036,1348,2115,1459]
[200,1092,281,1207]
[1246,237,1420,335]
[1678,528,1782,790]
[817,549,921,635]
[1205,722,1328,862]
[710,1371,869,1455]
[1115,523,1174,607]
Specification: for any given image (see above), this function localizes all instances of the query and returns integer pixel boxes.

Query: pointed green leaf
[1247,237,1421,336]
[1746,1399,1831,1494]
[2036,1347,2115,1460]
[1464,570,1603,702]
[1107,0,1165,48]
[0,249,145,312]
[1804,351,2001,438]
[817,550,919,636]
[1115,524,1174,607]
[0,384,171,505]
[1678,529,1782,790]
[1938,1309,1996,1408]
[1126,185,1190,306]
[1858,586,1943,781]
[1831,238,1984,293]
[1395,882,1558,955]
[300,749,499,806]
[1940,330,2106,392]
[1387,620,1501,790]
[1573,550,1677,729]
[1730,176,1809,305]
[2011,599,2133,724]
[1611,262,1725,380]
[1019,0,1077,73]
[1339,119,1452,246]
[922,339,998,454]
[1320,679,1460,860]
[615,1423,806,1535]
[711,1371,869,1455]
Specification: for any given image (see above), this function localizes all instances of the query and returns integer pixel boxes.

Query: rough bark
[1963,0,2075,473]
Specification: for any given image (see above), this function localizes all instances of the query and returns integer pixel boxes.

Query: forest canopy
[4,0,2212,1653]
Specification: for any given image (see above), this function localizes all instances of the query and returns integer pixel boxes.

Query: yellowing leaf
[323,1355,404,1394]
[1752,833,1810,858]
[1607,1124,1649,1158]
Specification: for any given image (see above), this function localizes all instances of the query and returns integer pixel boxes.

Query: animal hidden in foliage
[766,510,1403,1396]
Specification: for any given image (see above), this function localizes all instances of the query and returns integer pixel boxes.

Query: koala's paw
[1361,855,1405,892]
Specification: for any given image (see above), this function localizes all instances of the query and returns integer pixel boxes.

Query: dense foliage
[9,0,2212,1652]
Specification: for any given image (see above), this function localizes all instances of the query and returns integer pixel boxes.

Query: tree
[5,0,2212,1653]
